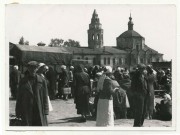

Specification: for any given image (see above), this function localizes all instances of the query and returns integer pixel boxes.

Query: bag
[63,85,71,95]
[10,117,23,126]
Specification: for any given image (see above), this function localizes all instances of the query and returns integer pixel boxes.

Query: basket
[63,87,71,95]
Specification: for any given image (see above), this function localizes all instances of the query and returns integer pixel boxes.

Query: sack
[63,86,71,95]
[10,117,23,126]
[48,96,53,111]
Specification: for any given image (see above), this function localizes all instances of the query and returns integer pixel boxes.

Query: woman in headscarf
[96,66,118,127]
[73,64,91,122]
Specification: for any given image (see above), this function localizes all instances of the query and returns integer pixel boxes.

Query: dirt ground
[9,98,172,127]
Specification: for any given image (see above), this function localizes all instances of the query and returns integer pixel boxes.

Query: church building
[70,9,163,70]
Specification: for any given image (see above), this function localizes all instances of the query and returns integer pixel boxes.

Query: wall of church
[116,37,144,50]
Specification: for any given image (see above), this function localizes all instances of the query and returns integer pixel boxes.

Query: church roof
[118,30,144,38]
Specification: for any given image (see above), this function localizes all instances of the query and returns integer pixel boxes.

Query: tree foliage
[19,36,29,45]
[63,39,80,47]
[49,38,80,47]
[49,38,64,47]
[19,36,25,45]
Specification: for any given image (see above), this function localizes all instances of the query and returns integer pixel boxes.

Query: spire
[93,9,97,15]
[128,13,134,30]
[91,9,100,24]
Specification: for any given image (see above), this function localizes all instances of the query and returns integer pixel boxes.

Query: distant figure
[10,65,21,99]
[146,65,156,119]
[16,61,49,126]
[69,66,74,98]
[73,64,91,122]
[131,64,149,127]
[57,65,69,100]
[155,93,172,121]
[46,66,57,100]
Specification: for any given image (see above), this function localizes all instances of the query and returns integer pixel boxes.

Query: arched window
[97,34,100,40]
[92,34,94,40]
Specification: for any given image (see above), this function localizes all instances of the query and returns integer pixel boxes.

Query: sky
[5,4,176,61]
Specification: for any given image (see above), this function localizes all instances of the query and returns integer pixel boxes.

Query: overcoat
[16,75,49,126]
[73,72,91,115]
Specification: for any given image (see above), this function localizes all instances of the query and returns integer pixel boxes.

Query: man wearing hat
[15,61,49,126]
[131,64,149,127]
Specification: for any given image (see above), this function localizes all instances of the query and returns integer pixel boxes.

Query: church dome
[118,30,143,38]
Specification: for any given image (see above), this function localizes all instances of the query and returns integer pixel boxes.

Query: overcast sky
[5,4,176,60]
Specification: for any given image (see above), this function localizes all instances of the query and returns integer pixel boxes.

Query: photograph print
[7,4,175,129]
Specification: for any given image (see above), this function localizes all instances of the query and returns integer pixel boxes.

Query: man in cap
[16,61,49,126]
[131,64,149,127]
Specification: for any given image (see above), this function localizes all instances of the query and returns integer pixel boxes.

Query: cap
[137,64,146,70]
[163,93,171,100]
[38,63,45,68]
[70,66,74,69]
[27,61,39,67]
[61,65,66,69]
[104,66,112,73]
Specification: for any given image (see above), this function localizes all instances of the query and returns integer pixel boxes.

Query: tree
[24,41,29,45]
[63,39,80,47]
[19,36,29,45]
[19,36,25,45]
[37,42,46,46]
[49,38,64,47]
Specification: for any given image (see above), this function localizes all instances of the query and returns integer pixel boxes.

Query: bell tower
[88,9,103,49]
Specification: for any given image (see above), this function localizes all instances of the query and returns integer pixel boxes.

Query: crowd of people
[10,61,172,126]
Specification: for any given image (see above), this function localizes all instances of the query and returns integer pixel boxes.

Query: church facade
[70,9,163,70]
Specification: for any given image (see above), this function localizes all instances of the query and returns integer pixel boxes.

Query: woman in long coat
[146,65,156,119]
[96,66,117,127]
[73,64,91,122]
[16,61,49,126]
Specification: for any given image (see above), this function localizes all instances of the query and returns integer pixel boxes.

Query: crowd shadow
[49,116,96,125]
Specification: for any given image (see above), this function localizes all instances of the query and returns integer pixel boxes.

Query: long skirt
[96,99,114,127]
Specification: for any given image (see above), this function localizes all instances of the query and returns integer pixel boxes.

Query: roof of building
[12,43,70,54]
[144,45,163,55]
[117,30,144,38]
[64,47,109,55]
[98,46,127,54]
[9,43,72,65]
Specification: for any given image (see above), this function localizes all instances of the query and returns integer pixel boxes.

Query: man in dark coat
[131,64,149,127]
[15,61,49,126]
[73,64,91,122]
[46,66,57,100]
[10,65,21,99]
